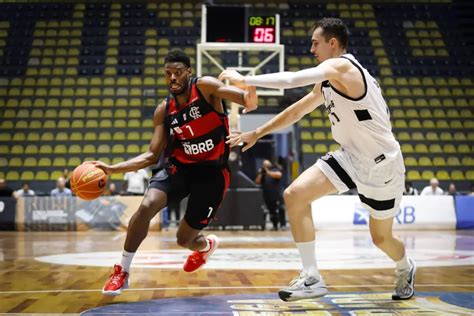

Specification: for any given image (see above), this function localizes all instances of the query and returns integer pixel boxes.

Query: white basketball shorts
[315,148,405,219]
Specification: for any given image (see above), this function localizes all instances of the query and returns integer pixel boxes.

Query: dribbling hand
[84,161,113,175]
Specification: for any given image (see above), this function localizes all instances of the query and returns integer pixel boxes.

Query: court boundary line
[0,284,473,295]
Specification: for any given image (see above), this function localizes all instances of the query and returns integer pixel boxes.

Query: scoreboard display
[205,6,279,44]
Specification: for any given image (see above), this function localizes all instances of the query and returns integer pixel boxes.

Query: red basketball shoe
[102,264,129,296]
[183,234,219,273]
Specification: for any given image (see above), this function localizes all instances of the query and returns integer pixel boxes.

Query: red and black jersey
[165,77,230,166]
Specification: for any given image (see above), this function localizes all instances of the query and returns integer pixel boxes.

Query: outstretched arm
[227,85,324,151]
[219,58,352,89]
[90,101,168,174]
[197,76,258,113]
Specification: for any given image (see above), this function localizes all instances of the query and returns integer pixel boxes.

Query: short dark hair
[164,49,191,68]
[312,17,349,50]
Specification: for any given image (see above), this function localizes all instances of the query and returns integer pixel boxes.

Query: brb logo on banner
[353,203,416,225]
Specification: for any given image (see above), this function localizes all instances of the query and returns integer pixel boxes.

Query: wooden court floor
[0,229,473,314]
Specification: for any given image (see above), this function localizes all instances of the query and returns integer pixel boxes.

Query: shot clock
[248,15,277,43]
[204,5,279,44]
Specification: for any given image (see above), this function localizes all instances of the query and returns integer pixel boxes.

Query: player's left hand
[218,69,245,84]
[226,130,258,152]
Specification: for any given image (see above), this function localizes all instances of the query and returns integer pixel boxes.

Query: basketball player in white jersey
[219,17,416,302]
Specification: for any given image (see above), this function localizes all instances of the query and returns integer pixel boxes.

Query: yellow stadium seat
[314,144,328,153]
[20,171,35,181]
[436,170,450,181]
[415,144,428,153]
[6,171,20,181]
[313,132,326,140]
[83,144,96,154]
[53,157,66,167]
[421,170,435,180]
[301,132,312,140]
[404,156,417,167]
[114,120,127,128]
[418,156,432,166]
[299,119,310,127]
[466,171,474,181]
[458,144,470,154]
[450,170,464,181]
[127,144,141,154]
[142,119,153,128]
[85,120,98,128]
[9,158,22,167]
[426,132,439,141]
[98,132,111,141]
[112,144,125,153]
[99,120,112,128]
[142,132,153,140]
[68,145,82,154]
[433,157,446,166]
[443,144,456,153]
[33,171,48,181]
[461,157,473,166]
[429,144,442,153]
[113,132,126,141]
[302,144,314,154]
[10,145,24,154]
[97,144,111,154]
[447,157,461,166]
[38,158,52,167]
[49,171,64,181]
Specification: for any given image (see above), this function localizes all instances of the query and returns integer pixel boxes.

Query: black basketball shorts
[149,161,230,230]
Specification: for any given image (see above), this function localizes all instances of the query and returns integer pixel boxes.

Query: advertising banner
[455,196,474,230]
[0,197,17,230]
[16,196,159,231]
[312,195,456,230]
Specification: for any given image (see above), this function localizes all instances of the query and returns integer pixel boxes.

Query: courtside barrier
[311,195,457,230]
[454,196,474,230]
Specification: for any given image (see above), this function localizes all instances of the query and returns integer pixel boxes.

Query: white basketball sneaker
[392,258,416,300]
[278,271,328,302]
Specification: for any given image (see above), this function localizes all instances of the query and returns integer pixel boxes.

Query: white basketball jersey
[321,54,401,165]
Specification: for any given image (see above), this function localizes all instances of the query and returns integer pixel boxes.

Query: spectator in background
[469,183,474,196]
[445,183,459,196]
[16,182,35,197]
[0,179,15,197]
[420,178,444,196]
[50,177,73,197]
[63,168,70,180]
[102,183,118,196]
[403,181,419,195]
[256,159,287,231]
[122,169,149,196]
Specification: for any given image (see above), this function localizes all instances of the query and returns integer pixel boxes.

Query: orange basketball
[70,163,108,200]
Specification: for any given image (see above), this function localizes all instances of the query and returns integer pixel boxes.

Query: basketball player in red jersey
[90,49,258,296]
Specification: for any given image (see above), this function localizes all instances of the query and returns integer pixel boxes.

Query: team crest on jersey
[189,106,201,119]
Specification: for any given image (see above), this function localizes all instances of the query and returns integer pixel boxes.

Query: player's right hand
[218,70,245,84]
[226,130,258,152]
[84,161,113,175]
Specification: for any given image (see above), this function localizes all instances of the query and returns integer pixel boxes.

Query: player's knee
[135,202,157,221]
[283,187,295,205]
[371,234,387,248]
